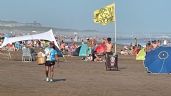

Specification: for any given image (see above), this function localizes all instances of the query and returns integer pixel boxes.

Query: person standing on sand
[105,37,119,71]
[105,38,113,54]
[60,40,65,53]
[105,38,113,66]
[44,42,58,82]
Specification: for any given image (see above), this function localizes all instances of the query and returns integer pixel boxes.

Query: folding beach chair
[22,47,33,61]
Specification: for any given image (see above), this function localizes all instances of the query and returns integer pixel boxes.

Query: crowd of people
[120,44,142,56]
[0,36,116,81]
[0,35,116,63]
[120,39,169,56]
[58,37,113,62]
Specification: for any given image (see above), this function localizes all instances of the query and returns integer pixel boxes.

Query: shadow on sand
[53,78,66,82]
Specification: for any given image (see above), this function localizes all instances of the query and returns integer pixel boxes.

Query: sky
[0,0,171,37]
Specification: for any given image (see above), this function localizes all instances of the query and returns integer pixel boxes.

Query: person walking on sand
[44,42,58,82]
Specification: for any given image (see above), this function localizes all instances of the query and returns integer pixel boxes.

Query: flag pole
[114,21,117,54]
[114,1,117,55]
[113,1,118,71]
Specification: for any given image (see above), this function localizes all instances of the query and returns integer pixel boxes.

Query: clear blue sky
[0,0,171,36]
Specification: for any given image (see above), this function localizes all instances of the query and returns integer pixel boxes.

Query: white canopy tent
[0,29,59,48]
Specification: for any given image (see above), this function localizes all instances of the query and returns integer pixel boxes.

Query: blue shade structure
[144,46,171,73]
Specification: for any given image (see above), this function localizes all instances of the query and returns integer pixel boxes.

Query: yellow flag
[93,4,115,25]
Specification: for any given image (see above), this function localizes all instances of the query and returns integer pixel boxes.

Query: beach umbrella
[144,46,171,73]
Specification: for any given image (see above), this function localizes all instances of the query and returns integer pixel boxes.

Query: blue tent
[144,46,171,73]
[79,44,88,57]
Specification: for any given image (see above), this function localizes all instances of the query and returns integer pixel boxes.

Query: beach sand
[0,49,171,96]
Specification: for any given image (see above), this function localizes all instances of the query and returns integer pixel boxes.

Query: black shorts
[45,61,55,66]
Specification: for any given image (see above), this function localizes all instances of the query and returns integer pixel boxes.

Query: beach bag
[36,52,46,65]
[37,57,46,65]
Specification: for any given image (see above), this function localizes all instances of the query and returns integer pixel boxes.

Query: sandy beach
[0,49,171,96]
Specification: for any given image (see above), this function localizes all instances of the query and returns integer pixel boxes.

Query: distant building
[0,20,41,27]
[24,21,41,27]
[0,20,20,27]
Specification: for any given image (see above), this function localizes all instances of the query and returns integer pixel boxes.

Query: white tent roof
[0,29,59,48]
